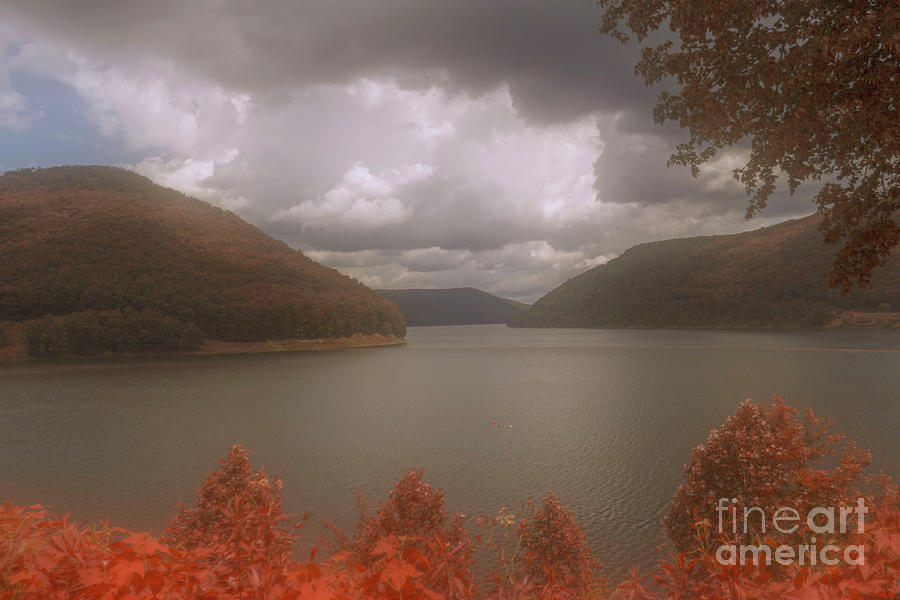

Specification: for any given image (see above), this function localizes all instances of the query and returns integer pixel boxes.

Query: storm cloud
[0,1,819,301]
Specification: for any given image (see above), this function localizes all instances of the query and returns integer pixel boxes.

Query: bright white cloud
[123,150,252,211]
[274,163,432,230]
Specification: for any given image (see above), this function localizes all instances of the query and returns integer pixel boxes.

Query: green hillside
[0,166,406,357]
[510,215,900,329]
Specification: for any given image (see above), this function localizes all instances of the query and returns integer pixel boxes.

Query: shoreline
[507,310,900,330]
[196,333,406,356]
[0,325,405,363]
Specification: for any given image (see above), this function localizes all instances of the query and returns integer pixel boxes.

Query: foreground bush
[1,398,899,599]
[348,469,475,599]
[478,494,602,600]
[666,396,871,552]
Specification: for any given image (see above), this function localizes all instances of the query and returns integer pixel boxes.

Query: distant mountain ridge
[0,166,406,357]
[510,214,900,329]
[377,287,528,326]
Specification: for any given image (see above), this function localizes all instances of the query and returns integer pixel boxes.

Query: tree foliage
[349,469,474,600]
[2,403,899,599]
[24,309,204,357]
[515,494,598,593]
[598,0,900,291]
[165,446,296,555]
[511,214,900,330]
[0,166,406,357]
[665,396,870,553]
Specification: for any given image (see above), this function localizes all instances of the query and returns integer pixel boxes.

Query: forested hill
[377,288,528,326]
[0,166,406,357]
[510,215,900,329]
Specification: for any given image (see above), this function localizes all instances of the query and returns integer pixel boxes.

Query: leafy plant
[665,396,870,553]
[349,469,474,600]
[2,401,898,599]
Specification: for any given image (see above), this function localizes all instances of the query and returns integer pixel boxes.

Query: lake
[2,324,899,577]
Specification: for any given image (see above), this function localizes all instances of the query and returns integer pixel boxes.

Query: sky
[0,1,820,302]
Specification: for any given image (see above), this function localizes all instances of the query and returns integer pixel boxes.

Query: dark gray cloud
[1,0,651,125]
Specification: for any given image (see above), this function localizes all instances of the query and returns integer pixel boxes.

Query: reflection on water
[2,325,899,577]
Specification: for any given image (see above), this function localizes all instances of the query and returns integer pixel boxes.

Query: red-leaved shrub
[2,399,898,600]
[163,444,304,596]
[350,469,474,599]
[517,494,598,593]
[665,396,870,553]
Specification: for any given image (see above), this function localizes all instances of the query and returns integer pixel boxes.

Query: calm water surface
[2,325,899,577]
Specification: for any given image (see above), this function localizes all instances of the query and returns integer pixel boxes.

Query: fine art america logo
[715,497,868,566]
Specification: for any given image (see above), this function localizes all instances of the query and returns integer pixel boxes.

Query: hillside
[0,166,406,357]
[377,287,528,326]
[510,215,900,329]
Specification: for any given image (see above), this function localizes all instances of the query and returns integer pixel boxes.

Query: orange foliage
[348,470,474,600]
[666,396,870,552]
[2,401,899,599]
